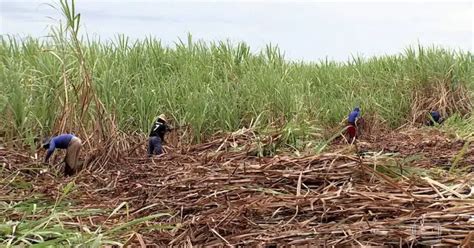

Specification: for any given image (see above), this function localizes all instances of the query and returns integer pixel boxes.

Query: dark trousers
[148,136,163,156]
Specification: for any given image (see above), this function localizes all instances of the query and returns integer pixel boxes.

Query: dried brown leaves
[1,129,473,247]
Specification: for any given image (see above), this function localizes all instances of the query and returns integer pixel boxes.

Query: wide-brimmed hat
[158,114,167,123]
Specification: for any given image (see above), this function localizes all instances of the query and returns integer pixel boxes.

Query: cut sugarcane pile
[1,130,473,246]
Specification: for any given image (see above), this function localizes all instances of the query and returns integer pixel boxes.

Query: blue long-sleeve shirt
[430,111,441,123]
[348,108,360,124]
[427,111,443,126]
[44,134,75,162]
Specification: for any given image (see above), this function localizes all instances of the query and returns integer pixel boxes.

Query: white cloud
[1,0,472,60]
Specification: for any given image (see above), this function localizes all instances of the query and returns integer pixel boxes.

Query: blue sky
[1,0,472,61]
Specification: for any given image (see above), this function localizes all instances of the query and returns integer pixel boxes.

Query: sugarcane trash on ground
[2,125,473,246]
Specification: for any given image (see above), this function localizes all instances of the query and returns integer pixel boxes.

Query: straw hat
[158,114,167,123]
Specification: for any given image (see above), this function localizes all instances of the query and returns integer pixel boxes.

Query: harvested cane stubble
[1,129,473,247]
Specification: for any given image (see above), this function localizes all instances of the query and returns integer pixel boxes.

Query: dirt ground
[1,128,473,246]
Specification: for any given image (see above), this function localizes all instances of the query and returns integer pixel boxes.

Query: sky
[0,0,472,61]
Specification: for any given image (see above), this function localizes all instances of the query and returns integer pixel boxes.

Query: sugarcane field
[1,0,473,247]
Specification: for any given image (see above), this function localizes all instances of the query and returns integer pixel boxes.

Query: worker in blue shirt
[42,134,82,176]
[148,114,172,157]
[427,111,444,126]
[348,107,360,125]
[346,107,361,142]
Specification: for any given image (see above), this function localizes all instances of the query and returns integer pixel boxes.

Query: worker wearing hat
[148,114,171,157]
[42,134,82,176]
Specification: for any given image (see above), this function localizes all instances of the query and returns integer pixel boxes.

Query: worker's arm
[44,141,56,163]
[166,124,174,132]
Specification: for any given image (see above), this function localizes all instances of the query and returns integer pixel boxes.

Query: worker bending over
[42,134,82,176]
[148,114,172,157]
[427,111,444,126]
[346,107,361,142]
